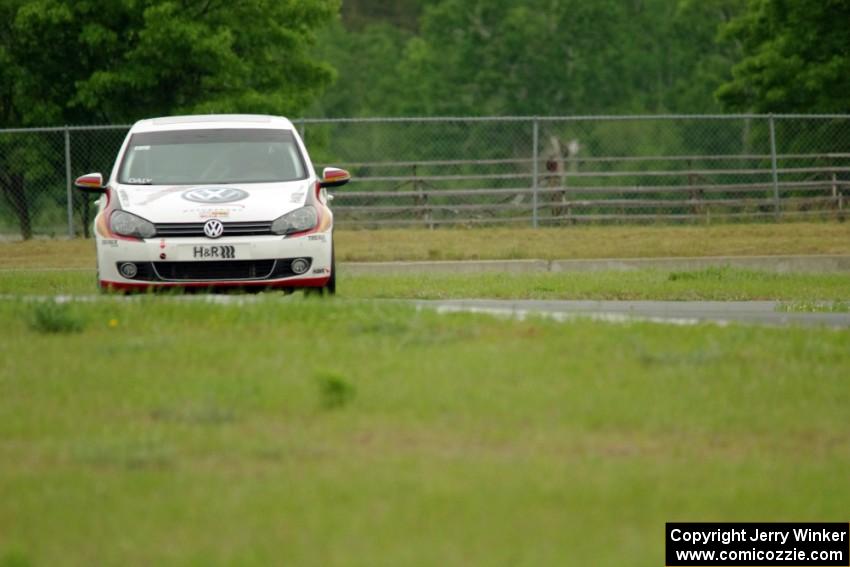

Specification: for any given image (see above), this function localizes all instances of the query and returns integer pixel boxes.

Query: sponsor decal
[203,219,224,239]
[127,178,152,184]
[291,192,305,203]
[307,234,326,242]
[135,185,192,205]
[137,186,194,206]
[193,245,236,259]
[182,187,249,204]
[183,206,244,215]
[312,267,329,275]
[102,239,118,247]
[199,209,230,219]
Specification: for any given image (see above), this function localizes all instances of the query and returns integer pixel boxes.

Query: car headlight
[271,206,318,235]
[110,210,156,239]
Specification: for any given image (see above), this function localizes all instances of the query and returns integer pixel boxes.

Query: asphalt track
[1,294,847,328]
[414,299,850,328]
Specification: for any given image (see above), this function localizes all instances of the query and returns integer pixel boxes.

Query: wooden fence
[323,153,850,227]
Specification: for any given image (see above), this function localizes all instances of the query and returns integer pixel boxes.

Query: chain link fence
[1,115,848,238]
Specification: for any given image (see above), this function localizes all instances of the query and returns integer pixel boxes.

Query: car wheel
[96,270,107,294]
[324,246,336,295]
[305,241,335,297]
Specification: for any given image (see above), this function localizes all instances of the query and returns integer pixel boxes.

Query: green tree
[392,0,632,116]
[626,0,746,114]
[310,20,411,118]
[340,0,438,31]
[0,0,339,238]
[717,0,850,112]
[355,0,745,117]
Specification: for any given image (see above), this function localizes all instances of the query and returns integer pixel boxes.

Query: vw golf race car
[75,115,350,293]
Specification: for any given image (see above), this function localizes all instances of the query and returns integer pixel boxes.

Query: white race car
[75,114,350,293]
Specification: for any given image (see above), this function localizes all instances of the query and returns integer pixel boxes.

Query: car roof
[130,114,297,133]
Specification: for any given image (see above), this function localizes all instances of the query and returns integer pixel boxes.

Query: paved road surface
[414,299,850,328]
[1,294,846,328]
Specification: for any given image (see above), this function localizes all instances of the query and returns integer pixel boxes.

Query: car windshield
[118,128,307,185]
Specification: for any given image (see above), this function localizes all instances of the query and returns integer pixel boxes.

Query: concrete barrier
[340,255,850,275]
[548,255,850,273]
[340,259,550,275]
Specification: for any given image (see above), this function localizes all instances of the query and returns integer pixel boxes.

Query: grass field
[1,267,849,302]
[342,268,850,301]
[1,222,849,268]
[2,224,848,565]
[1,298,849,566]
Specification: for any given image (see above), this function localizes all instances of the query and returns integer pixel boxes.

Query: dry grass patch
[1,222,848,269]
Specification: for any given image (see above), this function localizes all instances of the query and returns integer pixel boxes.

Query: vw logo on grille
[203,219,225,239]
[183,187,249,204]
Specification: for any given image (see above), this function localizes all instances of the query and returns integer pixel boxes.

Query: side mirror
[75,173,106,193]
[319,167,351,188]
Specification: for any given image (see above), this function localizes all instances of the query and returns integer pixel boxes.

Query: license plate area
[178,244,250,261]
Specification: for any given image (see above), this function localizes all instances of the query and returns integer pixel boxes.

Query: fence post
[64,127,74,238]
[768,114,780,220]
[532,118,539,228]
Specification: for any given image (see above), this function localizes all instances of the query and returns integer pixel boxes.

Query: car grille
[154,221,273,238]
[116,258,310,282]
[153,260,276,280]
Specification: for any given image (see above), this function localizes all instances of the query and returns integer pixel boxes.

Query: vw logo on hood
[182,187,249,204]
[203,219,224,239]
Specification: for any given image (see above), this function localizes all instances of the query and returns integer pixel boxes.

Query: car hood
[111,180,313,223]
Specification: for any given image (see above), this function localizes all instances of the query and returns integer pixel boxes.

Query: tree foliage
[340,0,438,31]
[1,0,339,127]
[310,20,411,118]
[717,0,850,113]
[314,0,746,118]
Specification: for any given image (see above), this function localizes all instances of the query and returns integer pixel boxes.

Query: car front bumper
[96,232,332,290]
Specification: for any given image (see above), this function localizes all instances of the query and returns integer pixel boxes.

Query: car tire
[96,270,108,294]
[305,240,335,297]
[325,245,336,296]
